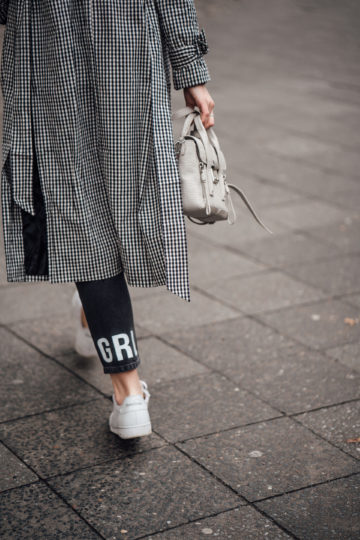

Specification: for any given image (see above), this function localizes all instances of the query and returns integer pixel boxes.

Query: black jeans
[75,272,141,374]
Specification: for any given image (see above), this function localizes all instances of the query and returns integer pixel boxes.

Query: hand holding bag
[172,106,273,233]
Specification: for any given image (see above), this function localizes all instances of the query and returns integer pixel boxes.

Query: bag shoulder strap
[227,183,273,233]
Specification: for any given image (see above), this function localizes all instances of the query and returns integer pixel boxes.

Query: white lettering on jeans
[130,330,138,355]
[97,338,113,363]
[112,332,134,361]
[97,332,137,363]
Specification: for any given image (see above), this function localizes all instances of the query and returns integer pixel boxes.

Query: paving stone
[284,254,360,296]
[48,445,241,539]
[0,327,101,422]
[149,372,280,443]
[218,78,357,122]
[201,270,326,315]
[0,482,100,539]
[0,442,38,492]
[0,282,75,324]
[128,284,169,301]
[322,187,360,213]
[178,417,360,501]
[275,78,360,109]
[261,200,347,231]
[264,133,360,179]
[306,215,360,254]
[187,234,266,288]
[239,230,340,268]
[296,402,360,460]
[344,293,360,309]
[145,505,291,539]
[135,337,210,386]
[230,174,302,209]
[256,475,360,540]
[55,351,115,395]
[226,348,360,414]
[242,116,360,177]
[0,398,165,478]
[132,288,240,334]
[235,149,359,199]
[256,99,360,152]
[325,342,360,372]
[243,124,335,160]
[236,113,358,156]
[8,313,149,360]
[258,298,360,350]
[7,313,79,358]
[57,336,210,396]
[186,210,287,249]
[162,316,298,378]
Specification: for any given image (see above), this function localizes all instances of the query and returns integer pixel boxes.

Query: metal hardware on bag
[201,174,211,214]
[198,162,211,213]
[174,140,182,159]
[199,161,207,181]
[222,181,229,201]
[209,167,215,196]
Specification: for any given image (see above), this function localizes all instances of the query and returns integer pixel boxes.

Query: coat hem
[4,266,169,288]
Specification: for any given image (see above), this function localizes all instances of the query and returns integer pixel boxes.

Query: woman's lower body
[75,271,141,374]
[74,272,152,439]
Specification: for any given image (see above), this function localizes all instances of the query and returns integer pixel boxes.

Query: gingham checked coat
[0,1,211,302]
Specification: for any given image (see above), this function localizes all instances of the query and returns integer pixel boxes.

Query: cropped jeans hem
[75,272,142,375]
[103,359,141,375]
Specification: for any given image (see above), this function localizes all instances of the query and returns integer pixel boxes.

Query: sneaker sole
[109,422,152,439]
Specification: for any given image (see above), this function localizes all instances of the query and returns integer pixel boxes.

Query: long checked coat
[0,1,211,302]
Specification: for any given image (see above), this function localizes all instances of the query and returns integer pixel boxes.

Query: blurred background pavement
[1,1,359,538]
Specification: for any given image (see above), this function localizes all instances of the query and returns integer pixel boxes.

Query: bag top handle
[193,114,226,175]
[172,106,226,174]
[171,106,196,120]
[172,106,198,139]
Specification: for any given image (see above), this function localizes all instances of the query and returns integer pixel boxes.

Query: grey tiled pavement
[1,1,360,538]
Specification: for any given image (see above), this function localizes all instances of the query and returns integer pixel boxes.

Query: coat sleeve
[154,0,211,90]
[0,1,8,25]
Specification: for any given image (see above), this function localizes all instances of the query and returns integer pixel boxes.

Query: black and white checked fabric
[0,1,211,302]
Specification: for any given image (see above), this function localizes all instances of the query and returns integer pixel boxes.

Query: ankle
[80,308,89,328]
[110,370,143,405]
[114,388,144,406]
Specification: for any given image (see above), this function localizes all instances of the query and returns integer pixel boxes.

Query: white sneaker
[71,290,98,358]
[109,380,152,439]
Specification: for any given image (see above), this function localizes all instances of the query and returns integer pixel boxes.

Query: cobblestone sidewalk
[1,1,359,538]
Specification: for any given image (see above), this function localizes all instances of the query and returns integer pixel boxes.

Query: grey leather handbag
[172,106,273,233]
